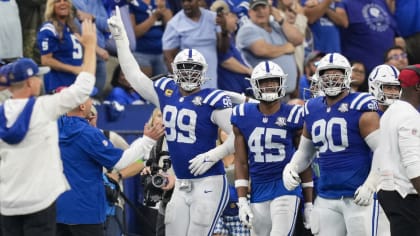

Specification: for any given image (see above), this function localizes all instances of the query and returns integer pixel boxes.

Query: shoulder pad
[154,77,174,91]
[39,22,57,36]
[349,93,379,111]
[287,105,304,124]
[203,89,232,109]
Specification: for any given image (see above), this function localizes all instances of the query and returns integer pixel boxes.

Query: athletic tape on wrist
[235,179,249,188]
[301,181,314,188]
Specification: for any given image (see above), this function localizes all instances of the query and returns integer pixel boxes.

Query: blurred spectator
[166,0,183,14]
[298,50,324,100]
[73,0,111,95]
[162,0,230,89]
[16,0,46,62]
[391,0,420,64]
[336,0,399,91]
[0,63,12,104]
[0,0,23,60]
[210,0,252,95]
[37,0,83,94]
[278,0,308,76]
[105,65,147,105]
[56,86,164,236]
[236,0,303,96]
[130,0,172,77]
[103,0,137,54]
[301,0,347,53]
[384,45,408,71]
[350,61,366,92]
[104,65,147,121]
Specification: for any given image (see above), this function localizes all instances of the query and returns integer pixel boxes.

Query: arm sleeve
[212,108,233,134]
[114,136,157,170]
[114,31,160,106]
[290,135,316,173]
[399,118,420,179]
[364,129,380,151]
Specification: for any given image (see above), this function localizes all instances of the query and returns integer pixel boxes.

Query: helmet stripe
[372,67,379,79]
[329,53,334,63]
[265,61,270,72]
[188,48,193,59]
[389,65,398,79]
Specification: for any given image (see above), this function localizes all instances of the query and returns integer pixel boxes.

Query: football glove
[282,163,301,191]
[303,202,313,230]
[353,171,378,206]
[107,6,129,47]
[188,149,221,176]
[237,197,254,228]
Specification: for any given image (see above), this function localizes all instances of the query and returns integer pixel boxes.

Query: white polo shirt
[374,100,420,198]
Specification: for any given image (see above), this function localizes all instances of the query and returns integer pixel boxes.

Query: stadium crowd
[0,0,420,236]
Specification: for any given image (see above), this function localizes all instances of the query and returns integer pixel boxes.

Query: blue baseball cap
[7,58,50,84]
[55,86,98,97]
[0,63,13,86]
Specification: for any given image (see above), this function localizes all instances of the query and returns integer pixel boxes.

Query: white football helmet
[172,48,208,91]
[250,61,287,102]
[315,53,352,97]
[368,64,401,106]
[303,74,324,100]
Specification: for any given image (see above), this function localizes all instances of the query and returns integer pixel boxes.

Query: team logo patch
[338,103,349,113]
[164,89,173,97]
[262,117,268,123]
[102,140,109,147]
[192,96,203,106]
[275,117,287,127]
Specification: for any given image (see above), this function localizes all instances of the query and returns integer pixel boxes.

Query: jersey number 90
[311,118,349,153]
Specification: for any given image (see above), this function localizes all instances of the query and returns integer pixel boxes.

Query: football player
[282,53,381,235]
[366,64,401,236]
[108,7,233,235]
[232,61,313,236]
[368,64,401,113]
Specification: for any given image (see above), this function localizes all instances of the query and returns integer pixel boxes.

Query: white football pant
[250,195,300,236]
[164,175,229,236]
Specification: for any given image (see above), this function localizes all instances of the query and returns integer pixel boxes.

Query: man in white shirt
[0,19,96,236]
[376,64,420,235]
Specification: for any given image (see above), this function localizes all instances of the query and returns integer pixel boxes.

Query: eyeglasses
[387,53,407,61]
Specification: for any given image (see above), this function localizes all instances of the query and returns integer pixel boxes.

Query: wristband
[301,181,314,188]
[235,179,249,188]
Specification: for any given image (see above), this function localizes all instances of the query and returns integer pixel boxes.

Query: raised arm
[42,19,97,120]
[108,6,160,106]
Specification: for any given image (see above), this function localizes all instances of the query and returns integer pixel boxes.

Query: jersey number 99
[163,105,197,143]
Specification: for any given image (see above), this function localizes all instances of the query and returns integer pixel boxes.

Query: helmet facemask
[318,70,350,97]
[374,81,401,106]
[252,76,286,102]
[173,62,205,91]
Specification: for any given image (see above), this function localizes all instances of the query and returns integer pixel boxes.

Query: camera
[142,137,172,207]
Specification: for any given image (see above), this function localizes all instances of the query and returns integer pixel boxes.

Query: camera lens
[152,174,168,188]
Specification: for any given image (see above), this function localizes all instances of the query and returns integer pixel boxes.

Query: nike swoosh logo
[204,190,213,193]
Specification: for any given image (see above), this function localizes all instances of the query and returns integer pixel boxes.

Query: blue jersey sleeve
[37,22,59,55]
[201,89,233,110]
[348,93,379,112]
[81,128,124,170]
